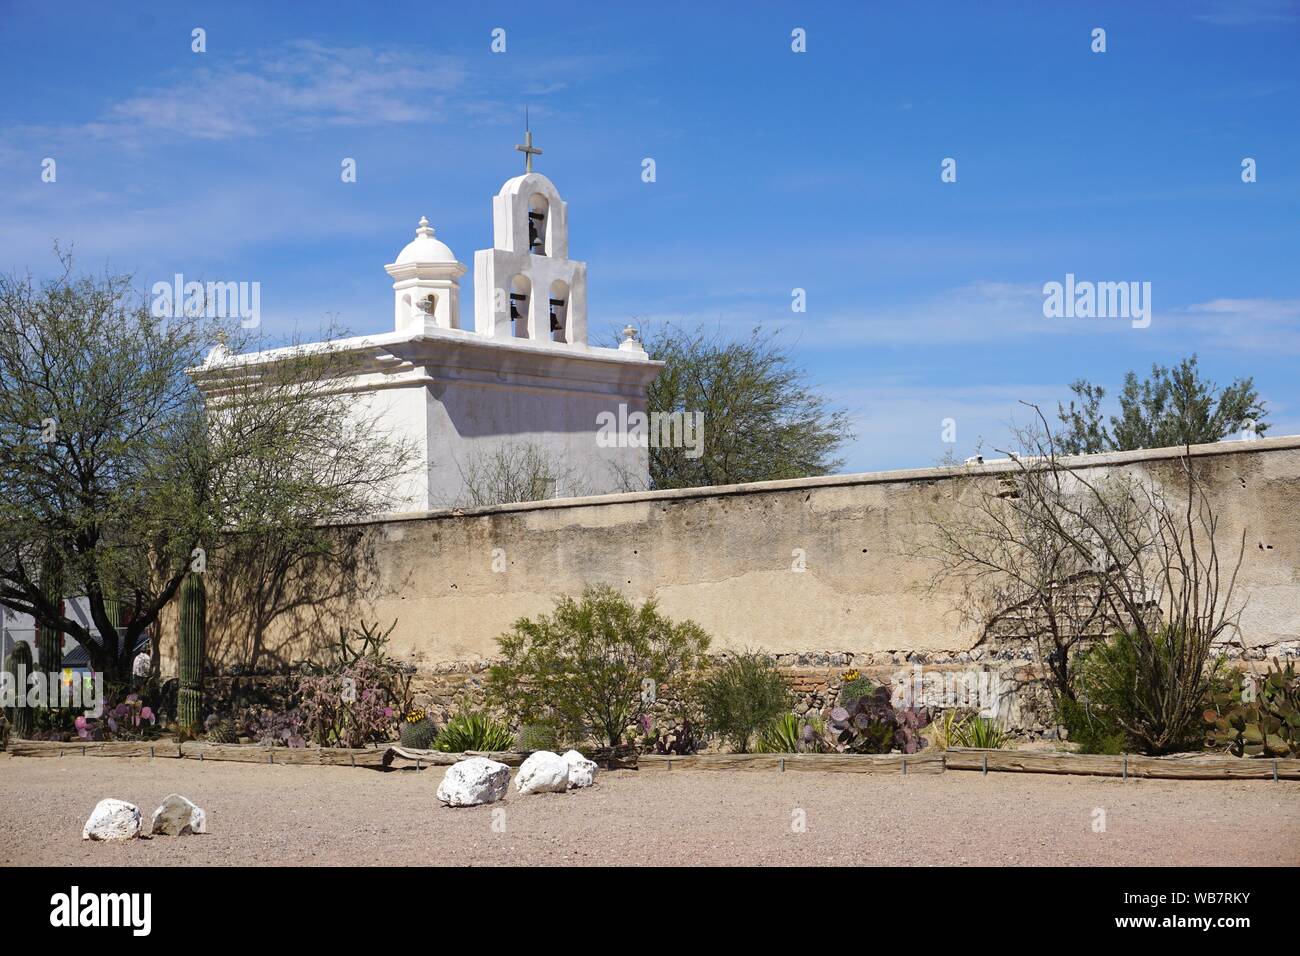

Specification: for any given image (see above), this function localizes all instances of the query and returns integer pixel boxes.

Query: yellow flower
[842,669,860,682]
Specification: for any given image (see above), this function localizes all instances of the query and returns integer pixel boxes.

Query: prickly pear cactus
[1205,659,1300,758]
[830,685,930,754]
[838,669,875,708]
[177,573,206,733]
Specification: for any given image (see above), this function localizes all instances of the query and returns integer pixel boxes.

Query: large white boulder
[514,750,571,795]
[437,757,511,807]
[82,798,142,841]
[561,749,598,789]
[150,794,207,836]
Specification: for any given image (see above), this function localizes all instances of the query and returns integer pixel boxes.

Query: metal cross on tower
[514,110,542,173]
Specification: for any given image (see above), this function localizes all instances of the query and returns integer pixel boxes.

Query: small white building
[197,142,661,513]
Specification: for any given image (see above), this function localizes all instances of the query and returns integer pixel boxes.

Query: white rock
[437,757,511,807]
[514,750,570,795]
[561,749,598,788]
[82,799,142,841]
[150,793,207,836]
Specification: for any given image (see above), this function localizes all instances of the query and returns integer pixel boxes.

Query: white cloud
[18,40,470,148]
[828,380,1068,473]
[1175,297,1300,354]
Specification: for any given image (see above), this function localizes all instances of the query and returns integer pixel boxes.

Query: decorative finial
[514,108,543,173]
[416,215,434,238]
[618,324,645,353]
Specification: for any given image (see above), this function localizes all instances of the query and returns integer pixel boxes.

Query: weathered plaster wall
[187,436,1300,676]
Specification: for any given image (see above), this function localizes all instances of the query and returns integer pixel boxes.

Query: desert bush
[1069,628,1227,755]
[434,712,515,753]
[923,411,1245,748]
[1056,695,1125,755]
[697,651,791,753]
[487,585,711,747]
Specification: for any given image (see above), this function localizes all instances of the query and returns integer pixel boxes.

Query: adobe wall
[187,436,1300,683]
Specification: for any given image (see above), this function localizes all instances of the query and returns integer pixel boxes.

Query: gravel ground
[2,754,1297,866]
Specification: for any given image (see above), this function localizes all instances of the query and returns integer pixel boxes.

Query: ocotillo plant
[5,641,35,739]
[177,573,206,732]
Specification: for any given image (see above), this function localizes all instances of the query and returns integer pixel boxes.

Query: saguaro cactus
[36,550,65,698]
[5,641,35,740]
[177,573,206,732]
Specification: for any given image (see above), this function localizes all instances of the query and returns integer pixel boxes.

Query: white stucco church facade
[197,137,662,513]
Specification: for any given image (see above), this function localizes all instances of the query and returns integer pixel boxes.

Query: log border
[6,740,1298,781]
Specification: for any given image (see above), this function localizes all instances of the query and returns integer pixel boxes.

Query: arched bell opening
[548,279,569,343]
[509,274,532,338]
[527,194,550,256]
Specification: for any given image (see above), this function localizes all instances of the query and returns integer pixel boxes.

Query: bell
[528,211,546,251]
[548,297,565,333]
[509,291,527,323]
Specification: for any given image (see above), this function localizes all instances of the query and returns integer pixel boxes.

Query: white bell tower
[473,126,588,345]
[385,216,467,334]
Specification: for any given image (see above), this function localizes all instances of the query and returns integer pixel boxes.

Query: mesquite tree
[636,323,852,489]
[0,253,416,686]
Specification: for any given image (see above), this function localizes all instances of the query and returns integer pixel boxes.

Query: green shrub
[487,585,711,747]
[754,712,829,753]
[958,716,1007,749]
[927,709,967,750]
[1066,629,1227,755]
[697,651,791,753]
[1057,695,1126,755]
[434,712,515,753]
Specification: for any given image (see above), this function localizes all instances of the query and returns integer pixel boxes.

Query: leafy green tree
[638,324,853,489]
[1057,355,1267,454]
[486,584,711,746]
[0,255,415,684]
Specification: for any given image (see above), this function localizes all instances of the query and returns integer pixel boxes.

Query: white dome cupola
[385,216,467,333]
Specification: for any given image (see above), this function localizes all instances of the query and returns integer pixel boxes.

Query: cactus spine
[177,572,206,732]
[5,641,35,739]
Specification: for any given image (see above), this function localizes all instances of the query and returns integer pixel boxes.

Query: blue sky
[1,0,1297,472]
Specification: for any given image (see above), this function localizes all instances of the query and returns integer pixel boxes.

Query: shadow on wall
[206,526,386,672]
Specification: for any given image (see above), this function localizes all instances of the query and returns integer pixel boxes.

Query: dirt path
[2,754,1296,866]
